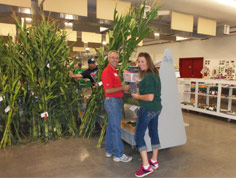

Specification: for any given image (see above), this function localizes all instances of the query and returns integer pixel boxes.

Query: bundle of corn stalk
[79,0,159,147]
[0,37,22,148]
[0,14,81,148]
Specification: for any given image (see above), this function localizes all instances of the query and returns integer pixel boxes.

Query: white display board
[204,59,236,80]
[158,48,187,149]
[143,48,187,150]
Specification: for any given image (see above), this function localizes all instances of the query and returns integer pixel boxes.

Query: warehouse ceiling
[0,0,236,56]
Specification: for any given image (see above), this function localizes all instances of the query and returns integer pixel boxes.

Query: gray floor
[1,110,236,177]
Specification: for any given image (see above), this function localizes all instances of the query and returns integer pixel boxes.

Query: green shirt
[74,68,84,74]
[74,68,85,83]
[139,73,162,111]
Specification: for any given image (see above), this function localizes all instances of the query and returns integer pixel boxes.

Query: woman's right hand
[131,93,139,100]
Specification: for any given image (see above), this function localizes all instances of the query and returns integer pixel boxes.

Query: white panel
[97,0,114,20]
[97,0,130,20]
[82,32,102,43]
[39,0,87,17]
[65,28,77,41]
[171,11,194,32]
[197,17,216,36]
[73,47,96,52]
[158,49,187,149]
[0,0,31,7]
[116,1,131,17]
[73,47,86,52]
[0,23,16,36]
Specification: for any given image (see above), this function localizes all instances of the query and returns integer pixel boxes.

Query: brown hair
[137,52,159,79]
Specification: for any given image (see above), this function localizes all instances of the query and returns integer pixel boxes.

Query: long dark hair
[137,52,159,79]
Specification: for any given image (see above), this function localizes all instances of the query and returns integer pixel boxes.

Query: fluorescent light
[25,9,31,14]
[154,32,160,37]
[18,8,31,14]
[214,0,236,7]
[100,27,108,32]
[64,22,73,28]
[176,36,189,41]
[65,14,74,20]
[25,18,32,23]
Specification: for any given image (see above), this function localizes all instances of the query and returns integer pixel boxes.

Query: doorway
[179,57,203,78]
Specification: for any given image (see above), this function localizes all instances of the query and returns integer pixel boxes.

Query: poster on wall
[203,59,236,80]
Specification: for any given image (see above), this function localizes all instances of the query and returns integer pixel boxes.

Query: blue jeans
[104,97,124,157]
[135,107,161,152]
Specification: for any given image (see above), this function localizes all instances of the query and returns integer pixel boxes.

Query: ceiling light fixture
[25,18,32,23]
[65,14,74,20]
[214,0,236,7]
[154,32,160,37]
[176,36,189,41]
[18,8,31,14]
[64,22,73,28]
[100,27,109,32]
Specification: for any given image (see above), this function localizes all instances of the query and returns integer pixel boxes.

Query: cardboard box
[121,118,136,133]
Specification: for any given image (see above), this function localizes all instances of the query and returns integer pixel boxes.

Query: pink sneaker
[149,159,159,170]
[135,165,154,177]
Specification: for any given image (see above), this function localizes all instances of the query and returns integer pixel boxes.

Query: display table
[178,78,236,121]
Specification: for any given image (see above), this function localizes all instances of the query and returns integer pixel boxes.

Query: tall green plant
[79,0,159,147]
[0,14,82,148]
[0,37,23,148]
[14,15,81,141]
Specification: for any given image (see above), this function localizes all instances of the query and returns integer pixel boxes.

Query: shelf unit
[178,78,236,121]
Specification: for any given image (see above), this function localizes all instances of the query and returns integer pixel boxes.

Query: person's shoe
[149,159,159,170]
[113,154,132,162]
[135,165,154,177]
[105,152,113,158]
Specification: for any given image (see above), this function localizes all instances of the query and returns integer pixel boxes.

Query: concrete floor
[1,110,236,177]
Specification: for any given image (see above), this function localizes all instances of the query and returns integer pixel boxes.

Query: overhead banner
[73,47,86,52]
[197,17,216,36]
[0,23,16,36]
[171,11,194,32]
[0,0,31,8]
[97,0,131,20]
[38,0,87,17]
[82,32,102,43]
[65,28,77,41]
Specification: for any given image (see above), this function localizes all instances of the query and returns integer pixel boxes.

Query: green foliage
[0,14,81,148]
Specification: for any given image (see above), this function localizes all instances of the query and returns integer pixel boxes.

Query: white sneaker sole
[135,170,154,177]
[151,165,159,170]
[105,154,112,158]
[113,157,133,162]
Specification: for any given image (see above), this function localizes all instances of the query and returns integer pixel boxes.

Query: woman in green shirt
[131,52,162,177]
